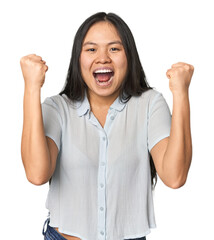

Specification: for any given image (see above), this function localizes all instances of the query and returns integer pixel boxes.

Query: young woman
[20,12,194,240]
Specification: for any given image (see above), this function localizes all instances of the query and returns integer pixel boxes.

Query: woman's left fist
[166,62,194,94]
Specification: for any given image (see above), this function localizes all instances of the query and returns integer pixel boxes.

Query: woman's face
[80,21,128,100]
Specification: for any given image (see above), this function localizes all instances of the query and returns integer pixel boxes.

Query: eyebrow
[83,41,123,46]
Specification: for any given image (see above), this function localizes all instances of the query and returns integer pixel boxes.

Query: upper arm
[46,136,59,178]
[42,96,62,152]
[147,92,171,181]
[150,136,169,181]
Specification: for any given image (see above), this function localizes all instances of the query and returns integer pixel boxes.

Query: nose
[95,49,111,64]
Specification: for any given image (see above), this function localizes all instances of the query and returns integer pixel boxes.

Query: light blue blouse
[41,89,172,240]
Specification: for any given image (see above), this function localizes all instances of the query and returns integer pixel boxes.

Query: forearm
[21,88,51,185]
[162,91,192,187]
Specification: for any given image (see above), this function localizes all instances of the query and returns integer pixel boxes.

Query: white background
[0,0,213,239]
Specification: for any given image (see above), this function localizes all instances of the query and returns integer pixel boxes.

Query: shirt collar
[109,95,127,112]
[76,94,90,117]
[76,92,127,117]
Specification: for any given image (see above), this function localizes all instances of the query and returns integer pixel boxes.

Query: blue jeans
[42,218,146,240]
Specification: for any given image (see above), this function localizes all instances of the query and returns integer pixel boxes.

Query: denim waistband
[42,218,146,240]
[43,218,67,240]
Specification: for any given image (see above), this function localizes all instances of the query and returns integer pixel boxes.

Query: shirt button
[102,137,106,141]
[100,183,104,188]
[100,231,104,235]
[101,162,105,166]
[100,207,104,211]
[110,116,115,120]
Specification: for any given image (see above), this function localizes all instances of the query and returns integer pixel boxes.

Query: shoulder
[142,88,162,99]
[42,94,76,110]
[43,93,68,104]
[131,88,163,105]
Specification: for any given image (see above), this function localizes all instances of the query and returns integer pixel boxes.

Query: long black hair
[59,12,157,188]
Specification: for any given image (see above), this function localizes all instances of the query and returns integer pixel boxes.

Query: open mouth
[93,69,114,84]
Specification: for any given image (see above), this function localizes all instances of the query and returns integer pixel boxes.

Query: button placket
[97,130,108,240]
[97,110,117,240]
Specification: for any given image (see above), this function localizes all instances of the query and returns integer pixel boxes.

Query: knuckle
[37,56,42,61]
[20,57,24,63]
[37,64,43,70]
[174,68,181,74]
[25,58,32,65]
[184,64,190,70]
[20,56,29,65]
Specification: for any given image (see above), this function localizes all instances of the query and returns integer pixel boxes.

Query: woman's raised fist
[20,54,48,90]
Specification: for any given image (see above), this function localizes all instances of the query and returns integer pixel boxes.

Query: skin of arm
[21,54,58,185]
[150,62,194,189]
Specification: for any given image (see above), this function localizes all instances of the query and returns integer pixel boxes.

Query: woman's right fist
[20,54,48,90]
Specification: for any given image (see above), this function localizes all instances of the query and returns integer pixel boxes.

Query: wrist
[171,89,189,98]
[24,85,41,95]
[172,91,190,107]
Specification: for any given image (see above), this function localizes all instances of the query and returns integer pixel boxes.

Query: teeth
[94,69,113,74]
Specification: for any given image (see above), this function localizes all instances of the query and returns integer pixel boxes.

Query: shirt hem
[49,223,156,240]
[122,225,156,239]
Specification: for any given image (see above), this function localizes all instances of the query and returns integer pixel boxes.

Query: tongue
[96,73,112,82]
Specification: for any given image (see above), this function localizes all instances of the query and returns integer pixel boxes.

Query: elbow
[168,180,186,189]
[165,176,187,189]
[22,156,51,186]
[26,174,49,186]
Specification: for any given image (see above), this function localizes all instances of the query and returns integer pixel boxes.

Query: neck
[87,90,119,111]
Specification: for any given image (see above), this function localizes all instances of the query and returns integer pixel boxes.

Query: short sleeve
[41,97,62,151]
[148,92,172,152]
